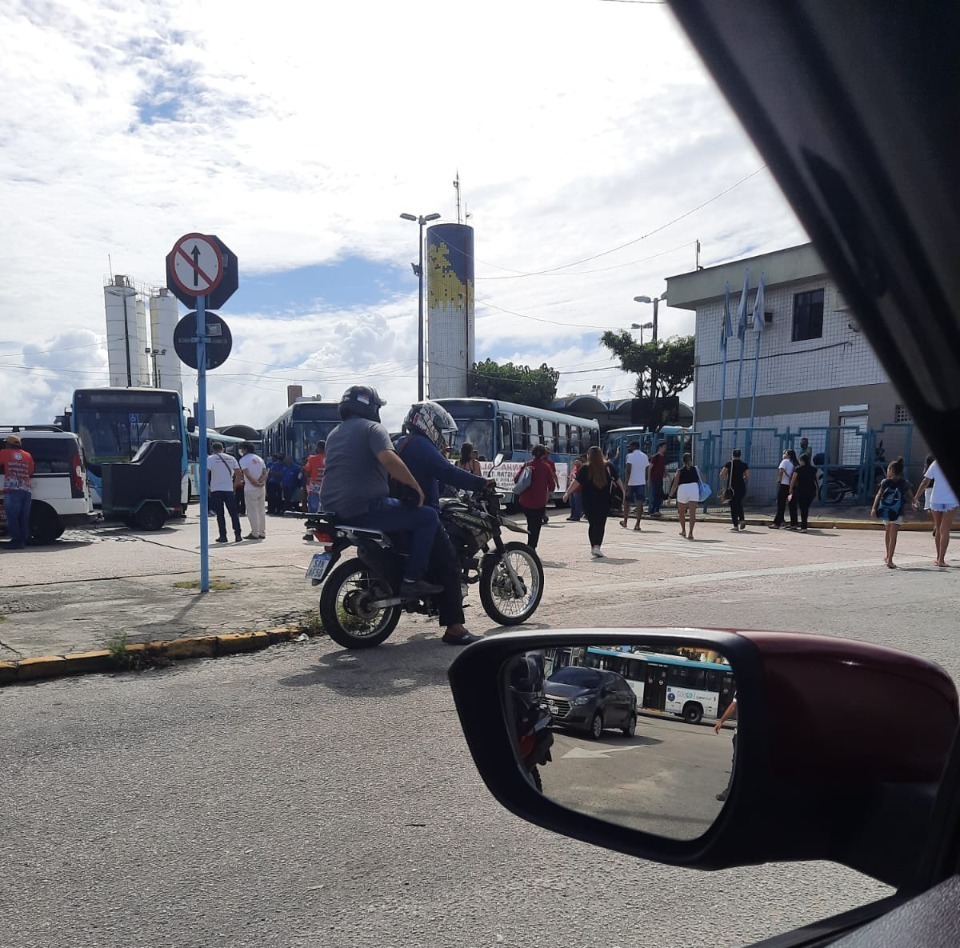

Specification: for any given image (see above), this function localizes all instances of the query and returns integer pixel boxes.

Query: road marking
[560,746,640,760]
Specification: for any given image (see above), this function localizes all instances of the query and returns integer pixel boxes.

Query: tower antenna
[453,171,462,225]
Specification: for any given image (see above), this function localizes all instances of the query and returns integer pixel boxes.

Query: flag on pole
[736,269,750,340]
[721,282,733,351]
[752,272,766,333]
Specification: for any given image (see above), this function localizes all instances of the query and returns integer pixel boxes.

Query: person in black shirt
[719,448,750,531]
[872,457,915,568]
[788,453,821,532]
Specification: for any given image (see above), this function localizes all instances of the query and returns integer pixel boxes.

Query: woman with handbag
[719,448,750,531]
[668,452,703,540]
[562,446,624,557]
[514,444,553,550]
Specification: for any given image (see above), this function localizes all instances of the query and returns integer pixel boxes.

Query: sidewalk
[0,502,946,685]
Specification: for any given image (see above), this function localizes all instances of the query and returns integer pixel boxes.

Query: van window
[22,438,77,475]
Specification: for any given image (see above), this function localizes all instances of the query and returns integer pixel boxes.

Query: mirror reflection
[504,643,738,841]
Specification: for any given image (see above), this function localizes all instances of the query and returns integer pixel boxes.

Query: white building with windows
[665,243,926,484]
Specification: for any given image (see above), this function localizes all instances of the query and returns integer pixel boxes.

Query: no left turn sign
[168,233,224,297]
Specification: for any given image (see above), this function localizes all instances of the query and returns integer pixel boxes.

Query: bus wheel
[682,702,704,725]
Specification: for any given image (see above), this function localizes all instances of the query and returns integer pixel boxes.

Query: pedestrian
[787,453,820,533]
[797,436,812,458]
[566,454,586,521]
[620,440,649,531]
[265,454,284,516]
[714,695,738,802]
[238,442,268,539]
[914,457,958,567]
[921,453,936,538]
[871,457,914,568]
[456,442,482,476]
[514,444,554,550]
[563,445,623,557]
[207,441,243,543]
[541,447,559,524]
[667,452,703,540]
[769,449,798,528]
[647,442,668,516]
[0,434,34,549]
[719,447,750,531]
[280,455,302,512]
[302,441,326,514]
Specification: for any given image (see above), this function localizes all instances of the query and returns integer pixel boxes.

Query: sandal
[633,523,642,531]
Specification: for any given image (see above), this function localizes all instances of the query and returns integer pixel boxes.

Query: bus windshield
[450,418,495,460]
[74,404,182,468]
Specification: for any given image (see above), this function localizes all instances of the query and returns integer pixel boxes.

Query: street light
[634,292,667,424]
[630,321,654,345]
[145,346,167,388]
[401,211,441,400]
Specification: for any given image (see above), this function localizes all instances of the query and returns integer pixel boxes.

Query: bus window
[542,420,555,451]
[497,417,512,458]
[512,415,529,453]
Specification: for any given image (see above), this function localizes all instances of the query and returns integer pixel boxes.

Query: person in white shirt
[914,458,959,567]
[208,442,243,543]
[238,443,268,539]
[769,449,798,529]
[620,441,649,531]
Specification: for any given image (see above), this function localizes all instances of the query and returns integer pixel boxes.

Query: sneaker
[593,547,605,558]
[716,789,729,802]
[303,533,315,541]
[740,522,746,531]
[245,533,259,539]
[730,527,741,532]
[441,630,483,646]
[800,527,808,532]
[591,546,600,556]
[258,534,266,539]
[768,524,781,529]
[234,536,243,543]
[400,578,444,598]
[215,536,228,543]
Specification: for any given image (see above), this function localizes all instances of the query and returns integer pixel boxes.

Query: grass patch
[105,630,133,669]
[298,609,324,636]
[172,577,236,591]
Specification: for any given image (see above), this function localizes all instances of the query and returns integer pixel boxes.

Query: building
[103,276,183,397]
[665,243,924,492]
[426,223,475,399]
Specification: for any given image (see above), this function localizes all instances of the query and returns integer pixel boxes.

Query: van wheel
[682,702,704,725]
[29,504,63,544]
[133,503,167,531]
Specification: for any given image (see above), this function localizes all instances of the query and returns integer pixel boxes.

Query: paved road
[3,512,957,947]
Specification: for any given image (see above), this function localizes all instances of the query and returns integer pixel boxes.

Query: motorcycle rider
[397,400,496,645]
[320,385,443,600]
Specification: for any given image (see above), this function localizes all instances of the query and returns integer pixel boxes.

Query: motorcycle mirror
[499,638,738,841]
[493,453,504,467]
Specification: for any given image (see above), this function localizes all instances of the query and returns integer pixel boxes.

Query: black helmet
[338,385,386,422]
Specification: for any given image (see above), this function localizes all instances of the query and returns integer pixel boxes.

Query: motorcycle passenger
[320,385,443,600]
[397,400,497,645]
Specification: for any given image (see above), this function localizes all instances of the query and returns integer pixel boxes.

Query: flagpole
[717,282,732,475]
[747,273,766,464]
[732,269,750,447]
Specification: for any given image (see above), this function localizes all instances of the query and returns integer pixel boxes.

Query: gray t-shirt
[319,417,394,519]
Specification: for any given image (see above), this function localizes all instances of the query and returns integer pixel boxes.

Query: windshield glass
[448,419,494,461]
[549,667,602,688]
[75,408,181,467]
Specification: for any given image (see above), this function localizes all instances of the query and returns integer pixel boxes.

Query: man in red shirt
[301,440,326,540]
[0,434,35,549]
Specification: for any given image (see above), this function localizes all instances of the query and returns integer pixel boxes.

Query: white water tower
[104,275,150,387]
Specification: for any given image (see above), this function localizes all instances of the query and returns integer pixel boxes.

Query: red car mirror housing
[448,629,958,889]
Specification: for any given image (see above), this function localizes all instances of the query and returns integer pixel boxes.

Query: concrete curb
[0,627,305,688]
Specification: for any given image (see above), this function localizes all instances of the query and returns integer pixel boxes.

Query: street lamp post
[630,321,654,346]
[634,293,667,425]
[145,347,167,388]
[401,211,441,400]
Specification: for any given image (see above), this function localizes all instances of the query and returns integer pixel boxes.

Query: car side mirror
[448,629,958,889]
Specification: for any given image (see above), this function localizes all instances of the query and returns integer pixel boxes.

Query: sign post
[166,233,237,593]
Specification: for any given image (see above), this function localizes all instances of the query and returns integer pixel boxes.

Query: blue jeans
[350,497,439,582]
[648,480,665,515]
[307,490,321,513]
[4,490,31,546]
[569,491,583,521]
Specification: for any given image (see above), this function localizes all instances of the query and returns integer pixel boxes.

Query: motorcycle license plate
[305,553,331,582]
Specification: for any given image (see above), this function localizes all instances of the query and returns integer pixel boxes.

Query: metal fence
[696,423,915,507]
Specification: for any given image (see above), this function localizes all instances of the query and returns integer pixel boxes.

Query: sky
[0,0,808,432]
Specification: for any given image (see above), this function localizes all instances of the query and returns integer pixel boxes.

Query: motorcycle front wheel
[319,558,401,649]
[479,541,544,626]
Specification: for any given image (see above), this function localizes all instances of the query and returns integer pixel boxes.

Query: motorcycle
[303,484,545,649]
[508,653,554,792]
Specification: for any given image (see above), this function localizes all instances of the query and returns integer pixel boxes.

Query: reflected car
[545,666,637,738]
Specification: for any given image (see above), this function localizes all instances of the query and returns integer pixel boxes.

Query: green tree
[599,332,694,421]
[468,359,560,408]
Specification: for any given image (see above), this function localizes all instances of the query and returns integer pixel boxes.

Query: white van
[0,429,97,544]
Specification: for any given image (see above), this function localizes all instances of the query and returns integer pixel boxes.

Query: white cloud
[1,0,806,431]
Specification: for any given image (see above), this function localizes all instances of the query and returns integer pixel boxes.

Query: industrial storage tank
[426,223,475,399]
[104,275,151,388]
[148,287,183,396]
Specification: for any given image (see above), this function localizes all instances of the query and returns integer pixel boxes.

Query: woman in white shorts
[668,452,703,540]
[915,457,959,567]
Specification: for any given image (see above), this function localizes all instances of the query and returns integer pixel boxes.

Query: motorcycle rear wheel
[319,558,401,649]
[479,541,544,626]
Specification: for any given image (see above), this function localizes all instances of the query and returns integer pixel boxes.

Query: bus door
[642,663,669,710]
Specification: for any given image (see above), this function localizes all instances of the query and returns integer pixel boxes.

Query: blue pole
[718,347,729,480]
[197,295,209,593]
[733,323,747,446]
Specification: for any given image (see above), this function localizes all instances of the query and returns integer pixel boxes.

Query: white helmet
[404,400,458,451]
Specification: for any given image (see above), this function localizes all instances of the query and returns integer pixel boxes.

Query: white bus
[581,646,736,725]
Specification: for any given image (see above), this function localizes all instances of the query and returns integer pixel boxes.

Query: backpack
[877,481,904,520]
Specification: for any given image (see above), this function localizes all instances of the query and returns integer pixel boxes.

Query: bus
[186,430,248,501]
[261,400,341,464]
[556,645,736,726]
[435,398,601,501]
[68,388,191,507]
